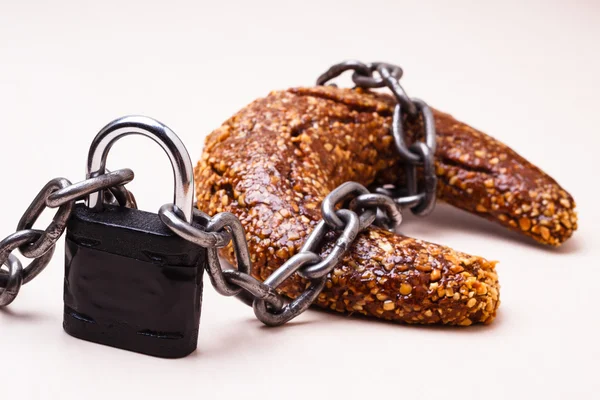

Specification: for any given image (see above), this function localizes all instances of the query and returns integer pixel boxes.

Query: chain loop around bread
[317,60,438,216]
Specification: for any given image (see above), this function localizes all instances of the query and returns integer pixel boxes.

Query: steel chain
[1,168,402,325]
[317,60,438,216]
[3,60,432,328]
[161,181,403,326]
[0,169,134,306]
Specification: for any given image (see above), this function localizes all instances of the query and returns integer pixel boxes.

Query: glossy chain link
[161,181,403,326]
[0,169,134,306]
[317,60,438,217]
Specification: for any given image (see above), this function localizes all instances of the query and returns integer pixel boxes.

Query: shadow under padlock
[63,116,206,358]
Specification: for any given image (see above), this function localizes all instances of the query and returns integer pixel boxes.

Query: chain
[160,181,403,326]
[2,61,432,328]
[317,60,438,217]
[0,169,134,306]
[1,167,387,326]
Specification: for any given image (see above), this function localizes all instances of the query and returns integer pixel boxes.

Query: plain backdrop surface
[0,1,598,399]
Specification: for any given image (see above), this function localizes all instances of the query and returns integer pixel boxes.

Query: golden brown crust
[315,231,499,325]
[195,86,514,325]
[291,86,578,246]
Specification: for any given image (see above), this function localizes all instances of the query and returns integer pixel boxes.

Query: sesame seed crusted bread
[195,86,574,325]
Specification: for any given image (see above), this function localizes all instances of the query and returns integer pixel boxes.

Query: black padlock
[63,116,205,358]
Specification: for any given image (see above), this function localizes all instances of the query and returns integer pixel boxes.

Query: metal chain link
[161,181,403,326]
[159,205,286,310]
[317,60,438,217]
[0,169,135,306]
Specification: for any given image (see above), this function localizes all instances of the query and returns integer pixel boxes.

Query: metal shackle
[86,115,195,223]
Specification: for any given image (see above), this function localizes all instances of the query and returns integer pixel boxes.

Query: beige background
[0,0,598,399]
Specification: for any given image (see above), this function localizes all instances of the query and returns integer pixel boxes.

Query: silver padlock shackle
[86,115,194,223]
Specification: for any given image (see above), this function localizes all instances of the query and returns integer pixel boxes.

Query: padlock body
[63,204,205,358]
